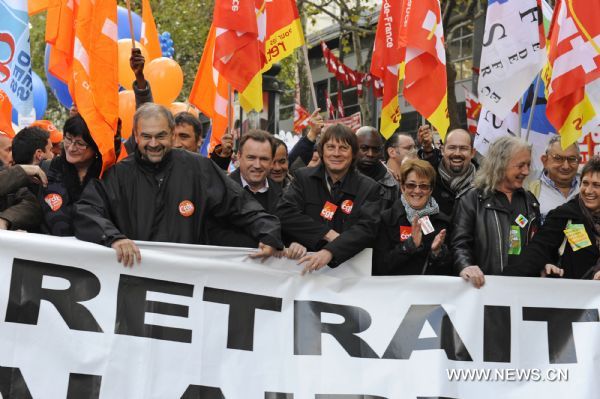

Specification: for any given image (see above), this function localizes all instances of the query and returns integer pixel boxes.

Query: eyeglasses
[445,145,471,153]
[63,136,89,150]
[548,153,580,165]
[403,182,432,192]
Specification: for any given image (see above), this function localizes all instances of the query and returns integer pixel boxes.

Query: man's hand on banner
[323,229,339,242]
[593,270,600,280]
[111,239,142,267]
[19,165,48,187]
[249,242,277,262]
[460,265,485,288]
[284,242,307,260]
[0,218,8,230]
[542,264,564,278]
[307,109,324,142]
[298,249,333,275]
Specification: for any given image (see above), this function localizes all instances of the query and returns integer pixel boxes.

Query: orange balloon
[118,39,149,90]
[169,102,200,118]
[118,90,136,139]
[145,57,184,105]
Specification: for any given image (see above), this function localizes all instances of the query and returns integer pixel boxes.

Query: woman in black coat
[504,156,600,280]
[39,114,102,236]
[373,159,452,276]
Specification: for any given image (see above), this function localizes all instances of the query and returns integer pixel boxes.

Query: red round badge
[44,193,63,212]
[178,200,195,217]
[341,200,354,214]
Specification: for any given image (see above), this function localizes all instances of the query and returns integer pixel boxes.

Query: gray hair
[133,103,175,133]
[473,136,532,195]
[545,135,580,155]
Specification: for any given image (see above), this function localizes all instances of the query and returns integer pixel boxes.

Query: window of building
[448,24,474,82]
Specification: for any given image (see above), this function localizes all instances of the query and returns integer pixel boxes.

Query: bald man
[435,128,477,215]
[356,126,399,209]
[0,132,12,169]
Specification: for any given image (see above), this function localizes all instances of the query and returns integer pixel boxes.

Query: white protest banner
[1,231,600,398]
[478,0,546,119]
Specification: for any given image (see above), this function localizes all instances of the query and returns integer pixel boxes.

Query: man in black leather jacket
[451,136,540,288]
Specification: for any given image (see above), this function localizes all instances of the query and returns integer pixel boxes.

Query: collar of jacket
[479,188,538,213]
[134,148,174,173]
[307,163,359,196]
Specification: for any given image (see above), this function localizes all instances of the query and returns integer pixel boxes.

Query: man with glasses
[356,126,399,209]
[384,131,416,182]
[528,136,580,222]
[434,128,478,215]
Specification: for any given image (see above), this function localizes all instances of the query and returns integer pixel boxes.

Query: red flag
[294,103,311,133]
[464,89,481,134]
[337,88,345,118]
[326,91,335,120]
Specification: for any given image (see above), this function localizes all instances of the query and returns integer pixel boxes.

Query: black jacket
[504,197,600,279]
[39,156,100,236]
[0,166,42,230]
[205,169,282,248]
[431,176,471,217]
[275,164,381,267]
[74,149,283,249]
[373,200,452,276]
[451,187,540,275]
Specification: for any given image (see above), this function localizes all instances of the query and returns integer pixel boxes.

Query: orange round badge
[178,200,195,217]
[44,193,63,212]
[341,199,354,214]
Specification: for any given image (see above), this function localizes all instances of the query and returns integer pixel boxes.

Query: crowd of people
[1,51,599,286]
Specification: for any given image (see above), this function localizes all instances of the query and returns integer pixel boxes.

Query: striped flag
[337,88,345,118]
[326,91,335,120]
[70,0,119,172]
[370,0,403,139]
[401,0,449,140]
[464,89,481,134]
[542,0,600,148]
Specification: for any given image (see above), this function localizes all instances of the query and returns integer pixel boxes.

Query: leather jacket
[451,187,540,275]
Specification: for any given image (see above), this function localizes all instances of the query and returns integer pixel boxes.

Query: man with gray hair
[528,135,580,222]
[75,103,284,266]
[451,136,541,288]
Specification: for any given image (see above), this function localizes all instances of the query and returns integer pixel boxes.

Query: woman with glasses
[505,156,600,280]
[39,114,102,236]
[372,159,452,276]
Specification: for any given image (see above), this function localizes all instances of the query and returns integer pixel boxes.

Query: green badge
[508,225,521,255]
[564,223,593,251]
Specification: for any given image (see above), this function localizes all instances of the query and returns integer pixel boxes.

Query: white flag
[477,0,546,119]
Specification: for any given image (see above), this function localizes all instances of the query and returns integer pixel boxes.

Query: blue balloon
[166,39,174,47]
[117,6,142,41]
[162,31,171,40]
[44,44,73,108]
[12,71,48,123]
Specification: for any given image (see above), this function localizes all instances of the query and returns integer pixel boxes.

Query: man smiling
[75,103,283,266]
[275,124,381,274]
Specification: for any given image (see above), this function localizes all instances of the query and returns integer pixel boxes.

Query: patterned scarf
[438,161,476,194]
[401,194,440,222]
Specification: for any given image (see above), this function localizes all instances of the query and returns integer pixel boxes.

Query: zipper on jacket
[493,210,504,272]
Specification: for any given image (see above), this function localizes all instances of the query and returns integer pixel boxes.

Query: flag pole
[301,45,318,112]
[125,0,136,48]
[525,74,542,143]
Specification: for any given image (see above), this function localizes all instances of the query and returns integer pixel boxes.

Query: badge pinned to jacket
[341,199,353,214]
[320,201,338,221]
[400,226,412,241]
[178,200,195,217]
[44,193,63,212]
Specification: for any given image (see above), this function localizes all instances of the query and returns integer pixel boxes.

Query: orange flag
[28,0,49,15]
[141,0,162,60]
[45,0,75,83]
[401,0,449,140]
[70,0,119,172]
[0,89,15,137]
[370,0,404,139]
[189,25,230,152]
